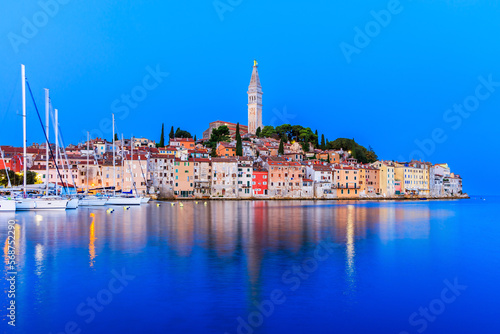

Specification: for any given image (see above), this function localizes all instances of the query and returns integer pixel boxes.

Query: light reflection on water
[0,199,498,334]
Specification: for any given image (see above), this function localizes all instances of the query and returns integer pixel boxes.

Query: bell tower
[247,60,263,134]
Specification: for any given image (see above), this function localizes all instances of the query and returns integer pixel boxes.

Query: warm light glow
[89,213,97,267]
[3,237,8,265]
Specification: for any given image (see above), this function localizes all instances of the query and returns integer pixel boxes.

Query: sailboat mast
[87,131,90,195]
[112,113,116,196]
[45,88,49,195]
[121,134,124,192]
[131,136,134,196]
[21,64,27,197]
[55,108,59,195]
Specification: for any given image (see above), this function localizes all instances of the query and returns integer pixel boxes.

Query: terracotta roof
[211,157,238,163]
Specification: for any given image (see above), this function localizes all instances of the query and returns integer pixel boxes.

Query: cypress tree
[314,130,319,148]
[159,123,165,147]
[169,126,175,139]
[321,134,326,150]
[194,135,197,142]
[235,123,243,156]
[278,138,284,155]
[256,127,262,138]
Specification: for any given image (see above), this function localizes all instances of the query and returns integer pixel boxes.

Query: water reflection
[0,201,441,332]
[0,202,435,281]
[345,205,356,296]
[89,213,96,267]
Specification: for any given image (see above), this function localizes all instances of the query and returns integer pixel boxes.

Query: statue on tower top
[254,59,258,67]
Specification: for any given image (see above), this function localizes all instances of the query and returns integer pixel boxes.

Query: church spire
[248,60,263,134]
[249,60,261,88]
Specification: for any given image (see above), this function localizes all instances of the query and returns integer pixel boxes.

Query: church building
[202,61,263,139]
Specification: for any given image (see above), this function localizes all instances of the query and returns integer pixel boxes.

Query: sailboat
[0,198,16,212]
[52,104,78,209]
[0,148,16,211]
[15,65,68,210]
[105,114,141,205]
[79,132,107,206]
[128,136,150,204]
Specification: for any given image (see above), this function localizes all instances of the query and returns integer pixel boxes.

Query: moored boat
[79,196,108,206]
[66,198,79,209]
[106,195,142,206]
[16,196,68,210]
[0,199,16,212]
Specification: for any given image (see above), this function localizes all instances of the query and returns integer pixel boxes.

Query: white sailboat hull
[66,198,79,209]
[141,197,150,203]
[0,200,16,212]
[16,199,36,210]
[106,197,142,205]
[16,198,68,210]
[79,197,108,206]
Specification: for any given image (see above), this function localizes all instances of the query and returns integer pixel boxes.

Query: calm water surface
[1,198,499,334]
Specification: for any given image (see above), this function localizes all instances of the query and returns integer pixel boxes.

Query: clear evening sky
[1,0,499,195]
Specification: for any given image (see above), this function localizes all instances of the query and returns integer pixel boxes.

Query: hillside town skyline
[0,61,465,199]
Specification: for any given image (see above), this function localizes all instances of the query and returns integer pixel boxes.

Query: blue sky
[1,0,499,195]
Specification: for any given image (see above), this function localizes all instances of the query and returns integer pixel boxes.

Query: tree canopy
[206,125,230,149]
[326,138,378,163]
[174,128,192,139]
[0,170,38,187]
[259,124,318,144]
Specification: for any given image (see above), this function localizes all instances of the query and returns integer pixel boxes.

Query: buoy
[195,201,198,204]
[124,206,130,210]
[204,202,207,206]
[179,202,184,207]
[157,203,160,207]
[107,208,114,214]
[171,203,174,206]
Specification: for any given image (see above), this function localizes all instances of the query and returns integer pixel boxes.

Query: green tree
[174,128,192,139]
[0,169,21,187]
[22,171,38,185]
[276,124,292,141]
[194,135,197,142]
[114,133,118,142]
[207,125,230,149]
[321,134,326,150]
[314,130,319,148]
[255,127,262,138]
[278,138,284,155]
[159,123,165,147]
[261,125,276,138]
[366,146,378,163]
[235,123,243,156]
[169,126,175,139]
[326,138,376,164]
[301,141,309,152]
